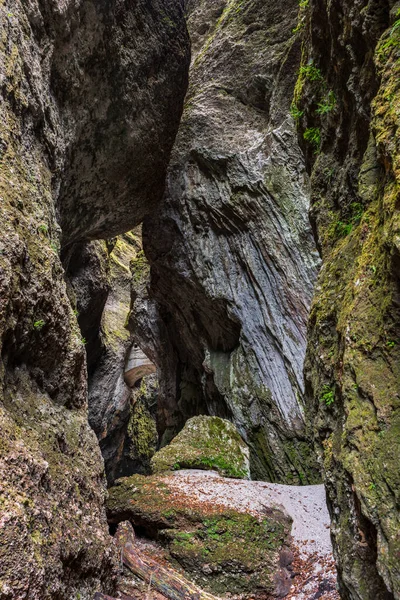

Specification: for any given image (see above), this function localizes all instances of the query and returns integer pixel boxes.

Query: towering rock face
[295,0,400,598]
[0,0,189,597]
[137,0,321,482]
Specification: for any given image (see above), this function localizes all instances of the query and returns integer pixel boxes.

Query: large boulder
[107,472,292,598]
[151,415,250,479]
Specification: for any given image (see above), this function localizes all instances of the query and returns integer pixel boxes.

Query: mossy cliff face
[106,473,292,598]
[0,1,189,597]
[295,1,400,598]
[136,0,321,483]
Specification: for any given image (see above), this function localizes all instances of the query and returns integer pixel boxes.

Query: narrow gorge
[0,1,399,600]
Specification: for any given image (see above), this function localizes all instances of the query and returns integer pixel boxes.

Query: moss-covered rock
[151,416,250,479]
[107,473,292,598]
[0,0,189,595]
[295,2,400,598]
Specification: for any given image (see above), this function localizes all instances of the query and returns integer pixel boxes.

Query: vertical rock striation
[295,0,400,598]
[0,0,189,597]
[137,0,321,482]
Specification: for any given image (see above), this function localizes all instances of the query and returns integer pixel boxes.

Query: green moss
[151,416,250,479]
[127,400,157,462]
[168,512,287,595]
[299,15,400,595]
[131,249,150,284]
[303,127,321,152]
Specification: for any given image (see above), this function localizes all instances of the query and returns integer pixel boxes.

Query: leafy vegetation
[37,224,48,235]
[290,103,304,120]
[299,62,323,82]
[320,385,335,407]
[303,127,321,152]
[316,90,336,115]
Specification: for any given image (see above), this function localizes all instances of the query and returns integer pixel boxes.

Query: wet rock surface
[295,1,400,598]
[137,0,321,484]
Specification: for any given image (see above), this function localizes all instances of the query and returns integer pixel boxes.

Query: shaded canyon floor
[106,470,339,600]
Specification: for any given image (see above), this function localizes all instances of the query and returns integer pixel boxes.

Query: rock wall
[137,0,321,483]
[68,231,158,485]
[0,0,189,597]
[295,0,400,598]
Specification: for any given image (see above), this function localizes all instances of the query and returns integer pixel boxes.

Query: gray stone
[136,0,321,483]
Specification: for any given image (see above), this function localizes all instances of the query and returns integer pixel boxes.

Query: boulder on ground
[151,416,250,479]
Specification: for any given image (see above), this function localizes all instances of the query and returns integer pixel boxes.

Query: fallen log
[122,541,220,600]
[115,521,220,600]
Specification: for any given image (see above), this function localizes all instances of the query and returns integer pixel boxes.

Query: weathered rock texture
[295,1,400,598]
[0,0,189,596]
[67,231,159,485]
[136,0,321,483]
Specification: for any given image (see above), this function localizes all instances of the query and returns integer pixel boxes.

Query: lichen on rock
[151,415,250,479]
[295,1,400,598]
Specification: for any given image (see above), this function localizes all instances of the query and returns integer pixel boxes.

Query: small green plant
[81,336,87,345]
[335,221,353,237]
[320,385,335,407]
[316,90,336,115]
[369,483,377,491]
[300,62,323,82]
[37,224,48,235]
[303,127,321,153]
[386,340,396,348]
[73,309,79,317]
[349,202,364,224]
[290,103,304,120]
[33,319,45,331]
[299,0,309,6]
[325,167,335,182]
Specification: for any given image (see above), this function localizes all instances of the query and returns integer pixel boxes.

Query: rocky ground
[110,470,339,600]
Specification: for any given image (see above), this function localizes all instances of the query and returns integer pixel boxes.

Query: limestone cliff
[295,0,400,598]
[134,0,321,483]
[0,0,189,597]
